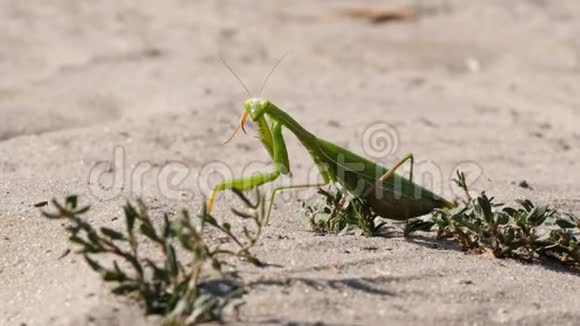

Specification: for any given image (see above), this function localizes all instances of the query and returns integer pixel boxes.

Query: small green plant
[302,187,389,236]
[405,171,580,267]
[41,189,266,325]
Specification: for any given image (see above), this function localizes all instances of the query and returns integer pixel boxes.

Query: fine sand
[1,1,580,325]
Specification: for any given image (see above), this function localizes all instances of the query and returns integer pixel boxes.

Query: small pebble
[466,57,481,72]
[33,201,48,208]
[511,180,531,189]
[327,120,341,128]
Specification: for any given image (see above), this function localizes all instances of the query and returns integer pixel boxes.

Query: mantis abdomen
[316,139,452,220]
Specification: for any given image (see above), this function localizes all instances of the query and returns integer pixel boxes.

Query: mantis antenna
[258,52,289,96]
[220,53,288,143]
[219,55,251,97]
[220,55,251,143]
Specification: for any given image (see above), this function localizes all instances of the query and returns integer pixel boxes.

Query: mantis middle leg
[265,179,330,225]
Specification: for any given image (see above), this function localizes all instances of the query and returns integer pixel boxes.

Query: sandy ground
[1,0,580,325]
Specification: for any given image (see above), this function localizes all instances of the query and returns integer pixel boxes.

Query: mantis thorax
[244,98,270,120]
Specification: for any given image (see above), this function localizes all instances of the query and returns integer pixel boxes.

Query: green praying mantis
[206,57,453,221]
[206,98,454,222]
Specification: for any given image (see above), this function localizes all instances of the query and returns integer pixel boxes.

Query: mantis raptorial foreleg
[207,120,289,213]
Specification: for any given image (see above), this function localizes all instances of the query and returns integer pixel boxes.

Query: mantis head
[220,52,287,144]
[223,98,270,144]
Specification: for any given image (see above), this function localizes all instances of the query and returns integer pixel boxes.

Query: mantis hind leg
[363,153,414,198]
[379,153,414,183]
[328,153,413,219]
